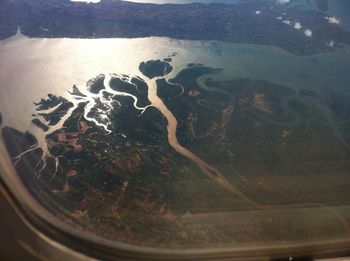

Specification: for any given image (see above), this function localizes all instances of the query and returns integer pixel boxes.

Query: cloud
[277,0,290,4]
[304,29,312,38]
[70,0,101,3]
[325,16,340,25]
[328,40,335,48]
[294,22,302,30]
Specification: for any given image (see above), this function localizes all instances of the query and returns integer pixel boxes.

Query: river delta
[1,0,350,251]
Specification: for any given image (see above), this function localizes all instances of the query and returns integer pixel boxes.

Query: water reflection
[1,32,350,248]
[1,32,350,135]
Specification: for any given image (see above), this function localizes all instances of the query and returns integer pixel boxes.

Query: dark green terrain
[3,59,350,247]
[1,0,350,55]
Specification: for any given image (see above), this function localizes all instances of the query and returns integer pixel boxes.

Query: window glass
[1,0,350,254]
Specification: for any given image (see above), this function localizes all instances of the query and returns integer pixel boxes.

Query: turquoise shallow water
[1,0,350,251]
[1,33,350,249]
[1,33,350,149]
[3,0,350,247]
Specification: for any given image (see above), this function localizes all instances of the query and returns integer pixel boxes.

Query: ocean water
[1,32,350,142]
[1,19,350,249]
[0,33,349,126]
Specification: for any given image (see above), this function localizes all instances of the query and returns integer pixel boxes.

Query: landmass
[32,119,49,132]
[1,0,349,56]
[313,0,328,11]
[139,60,173,79]
[86,74,105,94]
[3,59,350,247]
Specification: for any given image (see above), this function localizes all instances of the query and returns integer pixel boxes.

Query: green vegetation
[139,60,173,79]
[2,0,350,56]
[86,74,105,94]
[32,118,49,132]
[3,61,350,248]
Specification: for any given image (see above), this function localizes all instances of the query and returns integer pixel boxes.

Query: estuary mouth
[1,0,350,259]
[2,34,350,250]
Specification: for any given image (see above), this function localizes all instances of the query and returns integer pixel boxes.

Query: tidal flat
[1,30,350,248]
